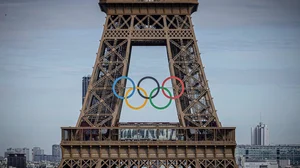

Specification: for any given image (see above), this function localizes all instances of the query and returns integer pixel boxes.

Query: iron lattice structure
[59,0,237,167]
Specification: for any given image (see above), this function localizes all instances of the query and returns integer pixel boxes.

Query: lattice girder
[59,159,237,168]
[77,14,221,128]
[61,1,237,167]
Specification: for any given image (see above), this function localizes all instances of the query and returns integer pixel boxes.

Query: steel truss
[60,126,236,168]
[60,159,236,168]
[77,14,220,128]
[60,0,237,167]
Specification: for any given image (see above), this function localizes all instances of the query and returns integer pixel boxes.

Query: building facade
[251,122,269,146]
[243,160,278,168]
[4,148,30,162]
[82,75,90,104]
[236,145,300,166]
[52,144,61,162]
[22,148,30,162]
[7,154,26,168]
[34,154,53,162]
[32,147,44,162]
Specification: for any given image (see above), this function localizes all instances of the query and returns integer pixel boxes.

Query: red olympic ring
[161,76,185,99]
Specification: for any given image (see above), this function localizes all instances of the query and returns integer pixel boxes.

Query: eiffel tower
[59,0,237,167]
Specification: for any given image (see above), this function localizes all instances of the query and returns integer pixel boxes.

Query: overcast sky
[0,0,300,156]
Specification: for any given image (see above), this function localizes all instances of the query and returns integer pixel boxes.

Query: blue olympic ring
[112,76,136,100]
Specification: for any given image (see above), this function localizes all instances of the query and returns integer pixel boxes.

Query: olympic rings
[149,87,172,110]
[125,87,148,110]
[112,76,185,110]
[162,76,185,99]
[112,76,136,99]
[137,76,160,99]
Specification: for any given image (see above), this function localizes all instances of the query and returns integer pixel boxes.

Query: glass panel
[63,130,70,141]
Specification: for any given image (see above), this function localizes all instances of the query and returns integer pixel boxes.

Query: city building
[236,158,292,168]
[279,160,291,168]
[21,148,30,162]
[0,156,5,168]
[52,144,61,162]
[242,159,278,168]
[27,161,59,168]
[251,122,269,146]
[4,148,14,158]
[236,145,300,166]
[32,147,44,162]
[7,153,26,168]
[0,157,7,168]
[34,154,53,162]
[4,148,30,162]
[82,75,91,104]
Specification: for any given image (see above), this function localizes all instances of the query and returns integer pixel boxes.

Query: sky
[0,0,300,156]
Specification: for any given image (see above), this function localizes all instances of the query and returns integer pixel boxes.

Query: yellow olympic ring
[125,87,148,110]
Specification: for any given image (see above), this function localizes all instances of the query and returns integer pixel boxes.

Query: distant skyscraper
[7,154,26,168]
[5,148,30,162]
[52,144,61,162]
[251,122,269,146]
[32,147,44,162]
[4,148,15,158]
[22,148,30,162]
[82,75,91,104]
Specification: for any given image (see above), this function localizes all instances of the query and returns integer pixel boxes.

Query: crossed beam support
[60,1,237,167]
[59,127,237,168]
[77,14,221,128]
[60,159,237,168]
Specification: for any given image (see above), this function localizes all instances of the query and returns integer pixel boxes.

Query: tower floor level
[59,0,237,167]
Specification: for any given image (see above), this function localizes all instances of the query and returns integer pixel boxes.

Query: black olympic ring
[137,76,160,99]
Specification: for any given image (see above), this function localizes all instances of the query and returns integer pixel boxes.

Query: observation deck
[61,125,236,160]
[99,0,199,15]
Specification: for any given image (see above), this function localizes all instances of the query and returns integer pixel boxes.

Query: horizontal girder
[99,0,199,15]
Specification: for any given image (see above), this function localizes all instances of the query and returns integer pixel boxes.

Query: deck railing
[61,127,235,143]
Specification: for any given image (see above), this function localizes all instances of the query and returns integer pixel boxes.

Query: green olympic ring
[149,87,172,110]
